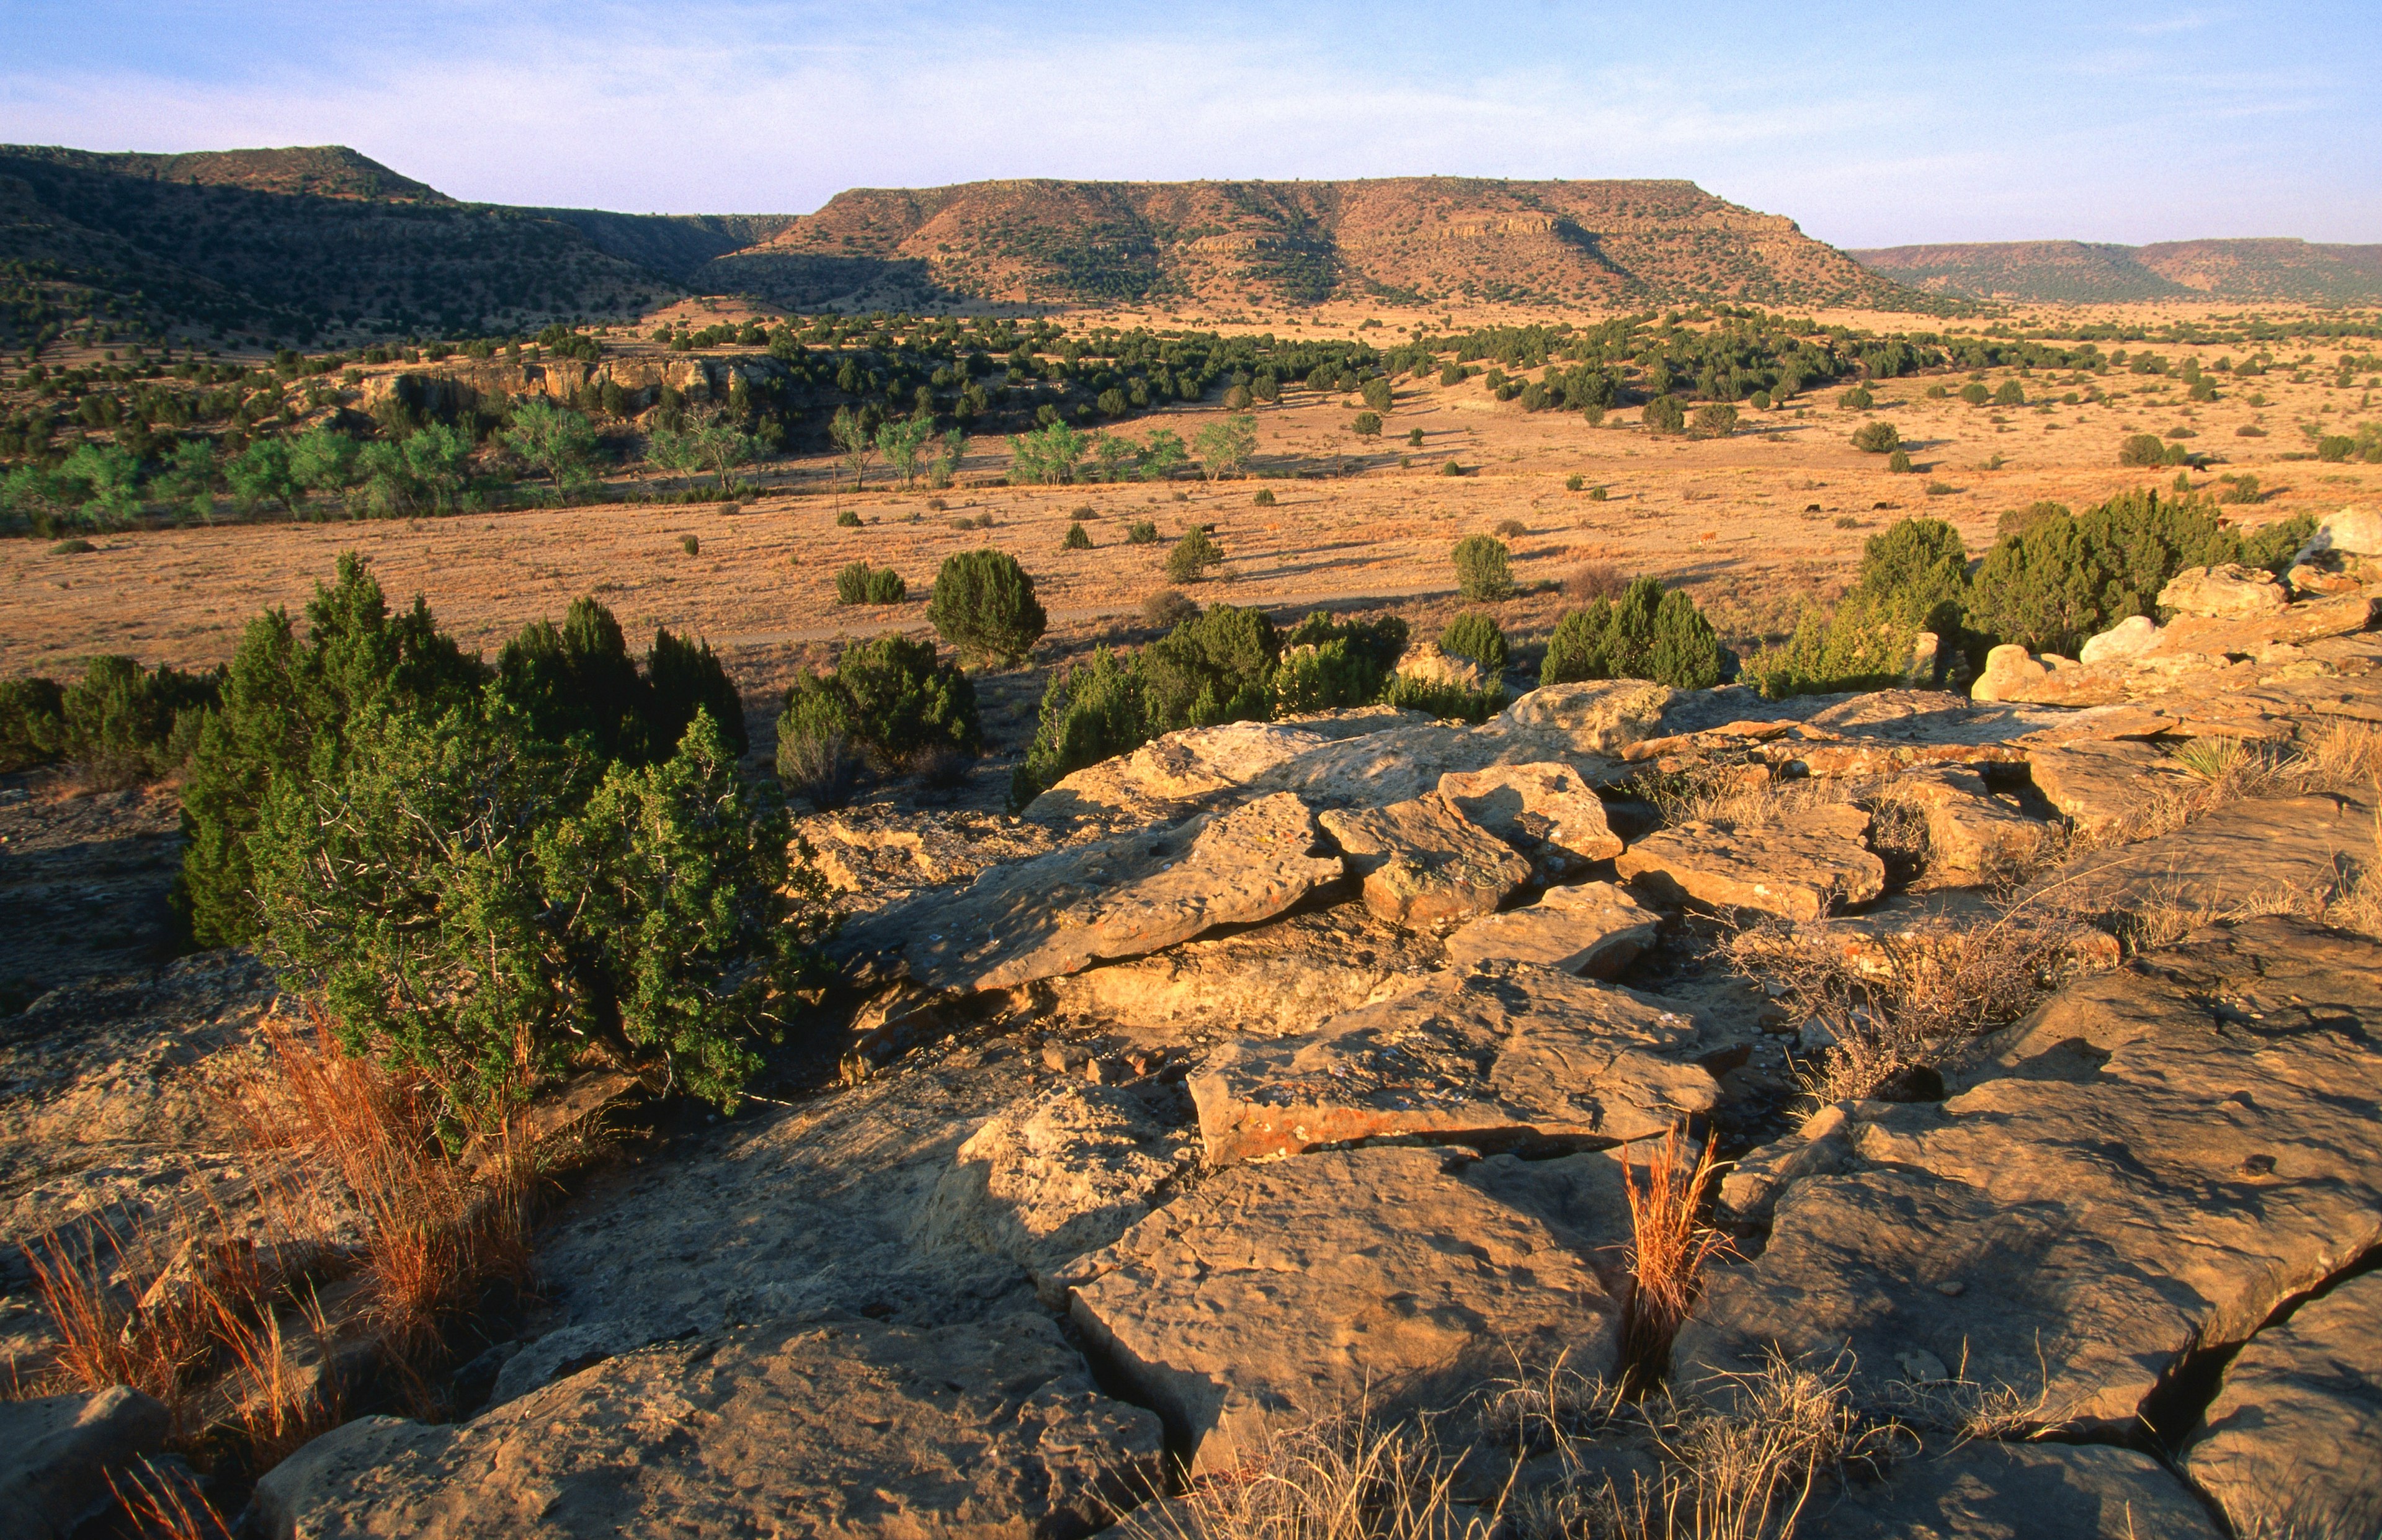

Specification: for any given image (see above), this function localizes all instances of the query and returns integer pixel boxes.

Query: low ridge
[1853,236,2382,304]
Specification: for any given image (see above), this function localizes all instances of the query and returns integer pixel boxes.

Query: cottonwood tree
[1194,414,1258,481]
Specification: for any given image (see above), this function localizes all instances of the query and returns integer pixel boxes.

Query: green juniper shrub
[645,626,749,758]
[2118,434,2168,468]
[1438,612,1509,675]
[1539,577,1724,689]
[1126,520,1160,545]
[778,634,979,770]
[1566,474,1585,492]
[0,677,66,772]
[1407,428,1425,447]
[1452,534,1514,601]
[60,656,221,789]
[1382,672,1505,723]
[1141,604,1278,734]
[1010,646,1146,811]
[927,548,1046,667]
[1994,380,2026,406]
[1166,527,1224,584]
[836,508,863,528]
[1641,396,1687,436]
[1688,404,1738,440]
[1440,460,1465,477]
[1269,612,1408,715]
[1252,489,1277,507]
[682,535,701,556]
[1960,382,1989,406]
[1142,588,1200,628]
[497,599,653,764]
[1966,489,2246,657]
[1839,385,1875,410]
[1887,448,1912,474]
[1064,522,1094,550]
[1741,592,1920,700]
[1351,412,1382,440]
[1851,421,1901,454]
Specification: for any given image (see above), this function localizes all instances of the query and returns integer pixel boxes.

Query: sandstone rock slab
[2149,592,2379,661]
[2023,738,2188,837]
[1676,918,2382,1436]
[2158,563,2290,620]
[1614,804,1884,920]
[1815,1440,2220,1539]
[1437,760,1625,878]
[1320,793,1530,928]
[916,1084,1197,1302]
[1188,963,1714,1166]
[2182,1267,2382,1539]
[1894,767,2048,876]
[253,1314,1163,1540]
[2296,507,2382,563]
[1442,881,1661,979]
[1060,1147,1625,1471]
[2077,614,2163,666]
[0,1386,171,1540]
[844,792,1344,994]
[2029,792,2378,919]
[1028,712,1411,822]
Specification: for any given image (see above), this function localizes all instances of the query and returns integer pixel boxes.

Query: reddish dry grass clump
[1619,1126,1731,1391]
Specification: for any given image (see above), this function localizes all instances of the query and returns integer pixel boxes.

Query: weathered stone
[916,1084,1197,1302]
[1496,680,1679,753]
[1396,641,1485,690]
[2159,563,2290,620]
[1437,761,1625,877]
[2293,506,2382,563]
[2023,738,2187,837]
[795,808,1062,913]
[1042,902,1442,1041]
[1319,793,1530,928]
[1894,767,2047,875]
[1971,646,2134,707]
[843,792,1344,994]
[1187,963,1713,1166]
[2288,560,2369,598]
[1676,919,2382,1436]
[0,1386,171,1540]
[1442,881,1661,978]
[1816,1440,2221,1539]
[1061,1147,1626,1471]
[2076,613,2162,666]
[1028,712,1411,822]
[253,1314,1162,1540]
[1614,804,1885,920]
[2183,1268,2382,1540]
[2149,592,2379,661]
[2028,793,2378,919]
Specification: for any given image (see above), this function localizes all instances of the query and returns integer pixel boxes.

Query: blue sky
[3,1,2375,247]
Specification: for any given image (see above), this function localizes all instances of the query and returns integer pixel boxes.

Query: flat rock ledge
[1615,804,1886,920]
[1442,881,1662,978]
[1189,963,1715,1167]
[1676,916,2382,1436]
[1059,1146,1626,1472]
[1319,793,1532,928]
[253,1314,1163,1540]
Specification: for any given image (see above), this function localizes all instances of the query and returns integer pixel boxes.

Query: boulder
[1675,918,2382,1436]
[1436,761,1625,878]
[2149,592,2379,661]
[915,1084,1197,1302]
[2028,792,2378,919]
[1893,767,2047,876]
[252,1314,1163,1540]
[1042,902,1443,1041]
[1495,679,1679,753]
[2182,1268,2382,1539]
[2288,560,2370,598]
[0,1386,171,1540]
[1028,712,1411,822]
[2293,506,2382,564]
[1187,963,1714,1166]
[842,792,1344,994]
[1970,646,2133,708]
[2076,614,2162,666]
[2023,738,2187,838]
[1614,804,1885,920]
[1815,1440,2220,1539]
[1395,642,1485,690]
[1442,881,1661,978]
[1060,1147,1627,1471]
[2157,563,2289,620]
[1319,793,1531,928]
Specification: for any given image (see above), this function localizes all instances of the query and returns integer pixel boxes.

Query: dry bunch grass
[1131,1407,1491,1540]
[1620,1128,1731,1389]
[106,1457,234,1540]
[1731,907,2094,1107]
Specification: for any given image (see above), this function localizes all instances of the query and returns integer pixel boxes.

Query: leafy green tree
[1452,534,1513,601]
[875,414,935,490]
[1007,421,1087,484]
[1193,414,1258,481]
[503,401,599,502]
[227,437,302,515]
[58,443,143,528]
[927,548,1047,667]
[288,427,360,510]
[1439,612,1508,674]
[1,465,69,533]
[1136,429,1189,481]
[156,437,219,522]
[829,406,877,487]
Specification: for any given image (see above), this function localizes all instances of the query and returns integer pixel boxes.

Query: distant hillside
[526,209,798,285]
[700,176,1924,313]
[1852,238,2382,305]
[0,144,680,347]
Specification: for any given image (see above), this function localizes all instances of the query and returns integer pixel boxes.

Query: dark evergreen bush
[779,634,980,769]
[1439,612,1509,675]
[927,548,1046,667]
[1452,535,1514,601]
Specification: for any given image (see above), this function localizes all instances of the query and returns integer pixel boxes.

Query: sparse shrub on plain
[1494,517,1528,540]
[1439,612,1509,675]
[1126,519,1159,544]
[1641,395,1687,435]
[1166,526,1224,583]
[1886,447,1912,474]
[835,562,907,605]
[927,548,1046,666]
[2117,434,2167,468]
[1440,459,1465,477]
[1851,421,1900,453]
[1141,588,1200,629]
[1452,534,1514,601]
[1566,473,1585,492]
[1687,404,1738,440]
[836,507,862,527]
[1252,489,1277,507]
[1568,560,1628,601]
[1351,412,1383,440]
[1063,522,1093,550]
[1838,384,1875,409]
